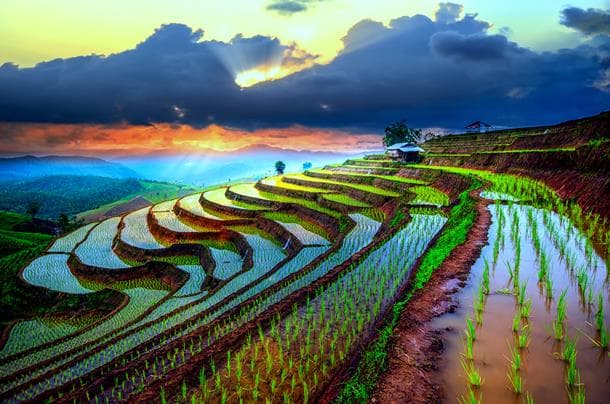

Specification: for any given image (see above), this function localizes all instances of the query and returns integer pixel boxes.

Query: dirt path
[370,190,491,403]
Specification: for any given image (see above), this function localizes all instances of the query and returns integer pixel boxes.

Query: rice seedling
[568,386,586,404]
[507,365,523,395]
[517,282,527,307]
[517,325,531,350]
[560,338,577,363]
[537,253,548,283]
[557,289,568,324]
[482,258,490,295]
[595,292,604,331]
[551,320,564,341]
[520,298,532,319]
[545,275,554,300]
[465,318,477,342]
[507,345,522,371]
[463,338,475,361]
[506,261,515,281]
[461,359,484,388]
[457,388,482,404]
[565,358,581,388]
[512,312,522,333]
[594,328,608,349]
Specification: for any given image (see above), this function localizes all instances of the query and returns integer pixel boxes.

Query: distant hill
[0,155,140,180]
[0,175,144,219]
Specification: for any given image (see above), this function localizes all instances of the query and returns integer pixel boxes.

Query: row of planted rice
[1,167,448,403]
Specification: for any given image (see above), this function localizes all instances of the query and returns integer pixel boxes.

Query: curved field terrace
[0,115,608,404]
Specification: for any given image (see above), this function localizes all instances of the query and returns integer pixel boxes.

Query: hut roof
[465,120,492,129]
[386,143,424,152]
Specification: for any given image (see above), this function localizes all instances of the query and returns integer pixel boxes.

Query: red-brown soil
[84,196,151,222]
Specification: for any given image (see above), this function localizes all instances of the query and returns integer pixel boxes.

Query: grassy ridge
[77,180,199,221]
[0,211,53,258]
[335,176,480,402]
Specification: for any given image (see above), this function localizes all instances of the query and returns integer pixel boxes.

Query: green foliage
[0,229,52,258]
[389,209,406,228]
[382,120,421,146]
[322,193,371,208]
[275,161,286,175]
[410,185,450,206]
[26,201,41,218]
[58,213,84,234]
[586,138,608,148]
[0,210,35,230]
[0,175,144,218]
[410,177,479,292]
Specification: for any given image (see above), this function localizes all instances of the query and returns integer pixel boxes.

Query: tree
[58,213,71,233]
[58,213,84,234]
[302,162,312,170]
[383,120,422,147]
[275,161,286,175]
[26,201,41,219]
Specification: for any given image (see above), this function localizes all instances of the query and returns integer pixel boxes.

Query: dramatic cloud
[266,0,325,15]
[1,5,609,134]
[561,7,610,36]
[435,2,463,24]
[266,1,307,15]
[430,31,524,61]
[0,122,381,155]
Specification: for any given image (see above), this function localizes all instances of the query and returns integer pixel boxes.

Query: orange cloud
[0,122,382,156]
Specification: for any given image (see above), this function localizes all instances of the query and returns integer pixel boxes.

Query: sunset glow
[235,65,289,88]
[0,122,382,156]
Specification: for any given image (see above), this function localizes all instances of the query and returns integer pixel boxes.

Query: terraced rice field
[21,253,93,294]
[120,207,165,249]
[1,153,607,403]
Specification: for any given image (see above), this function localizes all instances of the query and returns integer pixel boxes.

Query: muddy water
[433,202,609,403]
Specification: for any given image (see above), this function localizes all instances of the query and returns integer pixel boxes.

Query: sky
[0,1,609,155]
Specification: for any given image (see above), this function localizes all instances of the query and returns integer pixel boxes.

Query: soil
[85,196,152,222]
[370,189,491,403]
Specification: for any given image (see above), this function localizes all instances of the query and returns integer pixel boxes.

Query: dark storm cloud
[430,31,525,61]
[265,0,326,15]
[561,7,610,35]
[240,11,609,128]
[266,1,307,14]
[1,5,609,131]
[435,2,463,24]
[0,24,313,126]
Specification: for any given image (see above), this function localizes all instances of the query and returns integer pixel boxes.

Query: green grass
[263,212,329,239]
[204,186,268,211]
[284,173,399,197]
[0,210,35,231]
[359,207,386,223]
[347,158,396,164]
[232,182,342,218]
[322,193,371,207]
[308,168,426,186]
[0,210,53,258]
[0,230,52,258]
[262,176,330,193]
[336,176,480,402]
[474,147,576,154]
[139,181,200,204]
[326,164,400,173]
[77,180,200,221]
[410,185,450,206]
[425,153,472,157]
